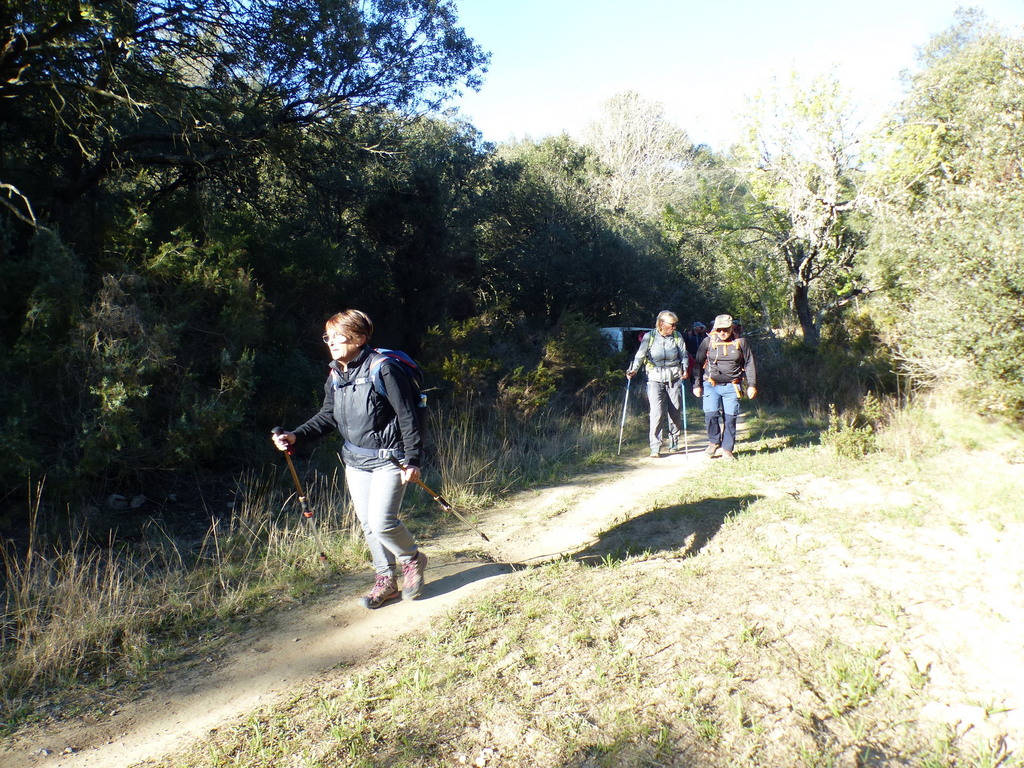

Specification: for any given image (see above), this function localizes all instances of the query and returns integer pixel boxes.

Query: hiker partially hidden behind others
[271,309,428,609]
[693,314,757,461]
[627,310,688,458]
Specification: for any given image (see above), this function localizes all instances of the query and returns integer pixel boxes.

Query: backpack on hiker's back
[369,348,430,447]
[327,346,431,448]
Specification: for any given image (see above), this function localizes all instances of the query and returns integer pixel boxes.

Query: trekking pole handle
[272,427,313,518]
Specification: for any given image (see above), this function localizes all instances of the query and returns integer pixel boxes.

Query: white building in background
[599,327,650,353]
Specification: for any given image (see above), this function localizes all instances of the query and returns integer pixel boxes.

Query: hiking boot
[721,449,737,461]
[361,574,399,609]
[669,438,678,452]
[705,444,720,458]
[401,552,428,600]
[649,449,660,458]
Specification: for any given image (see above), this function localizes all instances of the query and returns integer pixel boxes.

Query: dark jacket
[683,331,706,358]
[695,335,756,389]
[292,347,422,469]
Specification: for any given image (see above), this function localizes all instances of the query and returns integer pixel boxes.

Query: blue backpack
[329,347,430,449]
[369,348,430,447]
[368,348,424,397]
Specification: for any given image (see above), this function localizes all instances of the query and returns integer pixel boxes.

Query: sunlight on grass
[6,401,1024,767]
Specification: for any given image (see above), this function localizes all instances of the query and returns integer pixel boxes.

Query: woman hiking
[271,309,428,609]
[693,314,757,460]
[627,310,688,458]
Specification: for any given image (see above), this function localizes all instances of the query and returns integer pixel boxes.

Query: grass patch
[8,402,1024,767]
[0,397,642,733]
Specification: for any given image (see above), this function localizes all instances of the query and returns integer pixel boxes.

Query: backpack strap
[706,338,743,385]
[367,352,389,398]
[643,330,685,368]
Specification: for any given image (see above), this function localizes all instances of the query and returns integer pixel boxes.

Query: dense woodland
[2,2,1023,528]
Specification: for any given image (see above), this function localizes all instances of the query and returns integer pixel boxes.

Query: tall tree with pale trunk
[737,74,867,348]
[582,91,699,219]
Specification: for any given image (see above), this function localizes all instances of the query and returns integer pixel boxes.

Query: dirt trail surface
[2,448,710,768]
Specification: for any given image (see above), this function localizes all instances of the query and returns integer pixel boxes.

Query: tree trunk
[793,283,820,348]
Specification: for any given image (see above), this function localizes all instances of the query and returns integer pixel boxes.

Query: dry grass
[0,399,626,732]
[0,471,365,729]
[6,396,1023,767]
[151,406,1024,768]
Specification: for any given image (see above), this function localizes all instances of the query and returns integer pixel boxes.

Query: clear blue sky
[447,0,1024,151]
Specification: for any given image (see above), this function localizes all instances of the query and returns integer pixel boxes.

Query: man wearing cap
[693,314,757,460]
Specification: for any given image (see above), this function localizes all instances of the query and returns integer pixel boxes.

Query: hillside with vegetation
[2,2,1024,766]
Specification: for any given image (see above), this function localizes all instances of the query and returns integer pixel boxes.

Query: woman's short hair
[326,309,373,340]
[656,310,679,328]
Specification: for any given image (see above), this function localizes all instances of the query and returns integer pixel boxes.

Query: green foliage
[497,314,617,417]
[821,395,883,459]
[0,0,489,223]
[660,165,770,327]
[865,12,1024,421]
[428,311,619,420]
[479,137,670,323]
[70,233,267,479]
[755,328,896,413]
[498,364,560,418]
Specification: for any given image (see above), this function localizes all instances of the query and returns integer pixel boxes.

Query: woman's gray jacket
[629,331,687,384]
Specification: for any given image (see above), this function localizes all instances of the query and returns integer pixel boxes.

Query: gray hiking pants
[345,462,418,576]
[646,374,682,452]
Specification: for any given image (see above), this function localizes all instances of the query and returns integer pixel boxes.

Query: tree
[0,0,489,226]
[865,11,1024,418]
[0,0,489,492]
[736,74,868,347]
[474,135,667,323]
[581,91,700,219]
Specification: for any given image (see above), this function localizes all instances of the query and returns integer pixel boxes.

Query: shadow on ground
[571,493,760,566]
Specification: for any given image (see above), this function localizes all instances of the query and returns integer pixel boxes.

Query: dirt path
[2,448,710,768]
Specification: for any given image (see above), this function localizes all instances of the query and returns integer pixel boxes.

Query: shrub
[821,394,883,459]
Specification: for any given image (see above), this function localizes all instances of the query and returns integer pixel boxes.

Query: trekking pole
[680,379,689,454]
[386,455,490,542]
[617,376,632,456]
[271,427,313,519]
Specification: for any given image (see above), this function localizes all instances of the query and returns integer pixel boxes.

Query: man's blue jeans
[702,382,740,451]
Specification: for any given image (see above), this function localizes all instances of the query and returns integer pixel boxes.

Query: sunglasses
[322,332,350,344]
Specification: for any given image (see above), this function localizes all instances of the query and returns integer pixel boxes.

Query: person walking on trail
[271,309,428,609]
[683,321,707,358]
[627,310,688,458]
[693,314,757,461]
